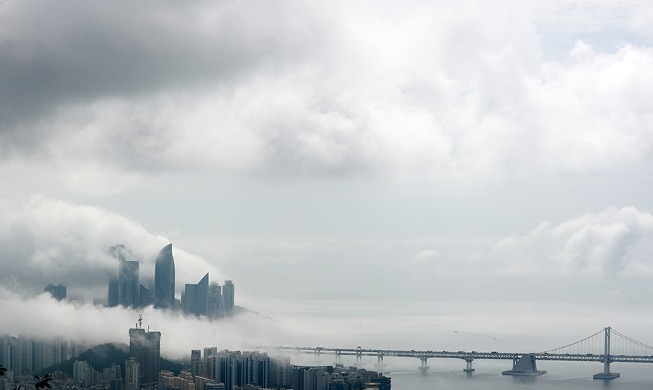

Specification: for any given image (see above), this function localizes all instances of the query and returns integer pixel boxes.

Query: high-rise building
[125,357,140,390]
[184,273,209,316]
[155,244,176,309]
[108,277,120,307]
[120,259,140,308]
[44,284,67,300]
[222,281,234,317]
[140,285,152,307]
[207,283,223,319]
[129,328,161,388]
[191,350,202,377]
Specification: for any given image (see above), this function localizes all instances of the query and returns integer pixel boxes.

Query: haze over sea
[252,299,653,390]
[3,1,653,388]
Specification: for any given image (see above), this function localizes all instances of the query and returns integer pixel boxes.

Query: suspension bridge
[272,327,653,380]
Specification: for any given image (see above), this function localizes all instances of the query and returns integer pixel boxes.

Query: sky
[2,0,653,356]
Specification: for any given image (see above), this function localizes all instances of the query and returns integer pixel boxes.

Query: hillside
[39,343,185,377]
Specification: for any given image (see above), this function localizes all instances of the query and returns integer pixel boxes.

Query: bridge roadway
[275,346,653,364]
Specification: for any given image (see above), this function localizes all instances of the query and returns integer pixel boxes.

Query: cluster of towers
[107,244,235,318]
[178,348,270,390]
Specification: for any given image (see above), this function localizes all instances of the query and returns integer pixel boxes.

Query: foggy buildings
[107,246,141,308]
[120,259,140,307]
[0,336,71,377]
[208,283,224,319]
[125,357,140,390]
[154,244,176,308]
[183,273,209,316]
[103,243,238,317]
[190,350,202,377]
[108,277,120,307]
[129,328,161,388]
[44,284,67,300]
[140,285,152,307]
[290,365,390,390]
[222,280,234,317]
[197,349,269,390]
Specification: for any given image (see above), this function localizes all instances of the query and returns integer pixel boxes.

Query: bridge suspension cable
[540,328,604,354]
[610,328,653,355]
[539,327,653,356]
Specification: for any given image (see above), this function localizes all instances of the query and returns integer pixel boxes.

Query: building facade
[129,328,161,388]
[44,284,67,300]
[184,273,209,317]
[154,244,176,309]
[222,281,234,317]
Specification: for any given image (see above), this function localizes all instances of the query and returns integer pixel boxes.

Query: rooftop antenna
[137,308,144,329]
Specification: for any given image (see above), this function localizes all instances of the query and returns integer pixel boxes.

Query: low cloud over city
[2,1,653,384]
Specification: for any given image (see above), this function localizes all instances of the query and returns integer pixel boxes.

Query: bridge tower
[334,349,342,366]
[355,347,363,367]
[418,357,429,375]
[375,352,385,373]
[463,358,475,373]
[593,327,620,380]
[314,347,322,364]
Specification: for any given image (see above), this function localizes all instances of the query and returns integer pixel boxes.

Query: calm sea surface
[248,298,653,388]
[389,361,653,389]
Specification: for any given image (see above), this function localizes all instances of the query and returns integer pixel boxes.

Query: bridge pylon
[593,327,620,380]
[418,357,430,375]
[463,358,475,373]
[333,350,342,366]
[502,354,546,376]
[375,353,386,373]
[354,347,363,367]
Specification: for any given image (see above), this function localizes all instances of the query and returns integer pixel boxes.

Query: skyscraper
[184,273,209,316]
[155,244,176,308]
[222,280,234,317]
[140,285,152,307]
[108,277,119,307]
[190,350,201,377]
[44,284,67,300]
[125,357,140,390]
[119,259,140,307]
[129,328,161,388]
[208,282,223,319]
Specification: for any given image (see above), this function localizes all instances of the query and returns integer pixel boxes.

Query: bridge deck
[273,346,653,363]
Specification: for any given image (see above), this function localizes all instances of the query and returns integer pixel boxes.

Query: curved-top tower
[154,243,175,308]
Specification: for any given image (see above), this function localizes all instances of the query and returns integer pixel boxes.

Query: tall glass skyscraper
[184,273,209,316]
[223,280,235,317]
[154,243,175,308]
[119,259,140,308]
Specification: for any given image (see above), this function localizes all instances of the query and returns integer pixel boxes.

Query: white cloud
[0,195,223,298]
[1,0,652,193]
[0,288,289,358]
[493,207,653,275]
[414,249,439,261]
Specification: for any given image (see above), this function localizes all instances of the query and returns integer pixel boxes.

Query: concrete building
[191,350,202,377]
[129,328,161,388]
[125,357,140,390]
[201,350,269,390]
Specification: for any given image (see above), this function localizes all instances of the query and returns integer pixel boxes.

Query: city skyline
[2,0,653,387]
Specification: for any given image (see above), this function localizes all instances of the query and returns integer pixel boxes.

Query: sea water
[246,298,653,389]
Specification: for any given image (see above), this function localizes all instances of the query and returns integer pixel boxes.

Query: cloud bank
[0,195,223,300]
[0,1,652,190]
